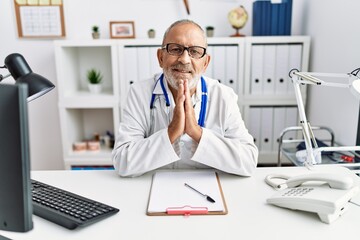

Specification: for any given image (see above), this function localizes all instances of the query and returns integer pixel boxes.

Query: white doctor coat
[112,74,258,177]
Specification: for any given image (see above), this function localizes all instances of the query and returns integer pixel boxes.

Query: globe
[228,5,248,37]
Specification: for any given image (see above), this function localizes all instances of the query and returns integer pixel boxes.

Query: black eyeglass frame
[162,43,207,59]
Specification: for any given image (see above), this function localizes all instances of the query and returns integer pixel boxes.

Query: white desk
[1,166,360,240]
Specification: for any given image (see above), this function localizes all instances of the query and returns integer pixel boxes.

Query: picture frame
[110,21,135,39]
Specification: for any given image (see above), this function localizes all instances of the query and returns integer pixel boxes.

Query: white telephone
[266,173,359,224]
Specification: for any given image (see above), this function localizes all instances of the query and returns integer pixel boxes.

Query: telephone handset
[285,173,354,189]
[266,172,359,224]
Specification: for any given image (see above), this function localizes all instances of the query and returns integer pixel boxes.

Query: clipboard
[147,171,228,216]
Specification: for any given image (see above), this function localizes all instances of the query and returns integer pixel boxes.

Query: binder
[149,46,162,75]
[274,44,290,94]
[212,46,226,84]
[262,45,276,94]
[137,47,151,81]
[205,46,214,78]
[287,44,303,93]
[124,47,138,90]
[284,0,293,35]
[252,0,262,36]
[260,107,274,152]
[225,45,238,93]
[270,2,279,35]
[147,171,228,216]
[248,107,262,150]
[284,106,298,140]
[272,107,286,151]
[250,45,264,94]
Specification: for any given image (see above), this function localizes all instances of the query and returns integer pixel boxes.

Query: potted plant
[147,29,156,38]
[87,68,103,93]
[206,26,214,37]
[92,25,100,39]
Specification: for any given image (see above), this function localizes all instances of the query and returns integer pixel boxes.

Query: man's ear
[202,54,211,73]
[157,48,164,68]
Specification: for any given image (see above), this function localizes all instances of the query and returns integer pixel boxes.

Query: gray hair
[162,19,207,47]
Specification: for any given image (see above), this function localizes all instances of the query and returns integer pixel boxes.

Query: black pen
[184,183,216,203]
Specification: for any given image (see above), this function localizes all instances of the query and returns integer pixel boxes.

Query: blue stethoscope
[150,73,208,127]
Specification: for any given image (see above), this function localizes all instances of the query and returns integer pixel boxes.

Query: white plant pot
[88,83,102,94]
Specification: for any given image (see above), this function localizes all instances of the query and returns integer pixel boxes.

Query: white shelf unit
[55,40,120,169]
[54,36,310,169]
[243,36,310,165]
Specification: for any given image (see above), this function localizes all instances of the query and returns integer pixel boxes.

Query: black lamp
[0,53,55,101]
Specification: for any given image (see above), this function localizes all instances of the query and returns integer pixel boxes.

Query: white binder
[272,107,286,151]
[137,47,151,81]
[124,47,138,92]
[250,45,264,94]
[285,107,299,140]
[262,45,276,94]
[225,45,239,93]
[205,46,214,78]
[212,46,226,84]
[287,44,303,93]
[248,107,262,150]
[275,44,290,94]
[260,107,274,152]
[149,46,162,75]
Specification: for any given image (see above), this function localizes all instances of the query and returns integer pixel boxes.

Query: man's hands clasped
[168,79,202,144]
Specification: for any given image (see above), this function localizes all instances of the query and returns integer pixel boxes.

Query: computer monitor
[0,83,33,232]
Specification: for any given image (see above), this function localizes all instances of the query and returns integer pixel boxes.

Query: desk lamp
[0,53,55,101]
[289,68,360,167]
[0,53,55,234]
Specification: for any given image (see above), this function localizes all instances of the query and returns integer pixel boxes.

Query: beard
[163,65,200,90]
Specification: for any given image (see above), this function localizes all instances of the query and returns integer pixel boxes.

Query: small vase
[148,30,155,38]
[206,29,214,37]
[92,32,100,39]
[88,83,102,94]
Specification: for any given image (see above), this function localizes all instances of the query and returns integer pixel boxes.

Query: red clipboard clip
[166,206,208,216]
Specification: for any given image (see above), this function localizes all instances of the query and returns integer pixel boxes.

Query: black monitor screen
[0,83,33,232]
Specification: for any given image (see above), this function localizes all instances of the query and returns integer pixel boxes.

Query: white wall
[4,0,357,170]
[302,0,360,146]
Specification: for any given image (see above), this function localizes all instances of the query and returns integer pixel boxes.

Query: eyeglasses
[162,43,207,59]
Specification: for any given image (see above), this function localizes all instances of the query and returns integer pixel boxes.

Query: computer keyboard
[31,179,119,230]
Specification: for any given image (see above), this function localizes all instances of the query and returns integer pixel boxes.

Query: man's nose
[177,49,192,64]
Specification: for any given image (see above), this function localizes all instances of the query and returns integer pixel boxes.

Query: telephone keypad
[282,187,314,197]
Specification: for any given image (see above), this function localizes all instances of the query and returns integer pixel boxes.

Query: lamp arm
[0,73,11,82]
[292,73,317,167]
[0,65,10,82]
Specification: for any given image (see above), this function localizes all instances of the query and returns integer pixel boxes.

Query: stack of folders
[252,0,293,36]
